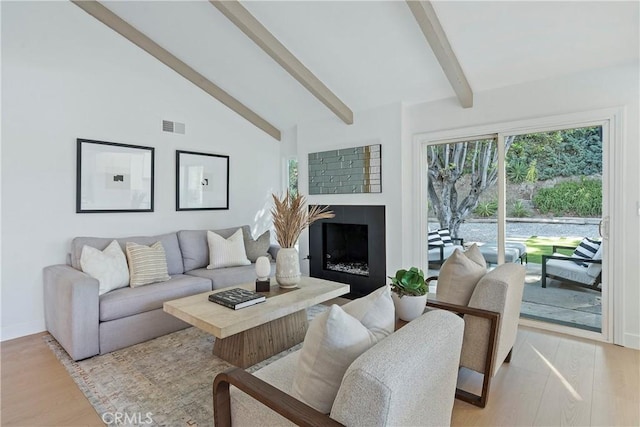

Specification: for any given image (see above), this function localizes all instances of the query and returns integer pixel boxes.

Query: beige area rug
[45,304,328,427]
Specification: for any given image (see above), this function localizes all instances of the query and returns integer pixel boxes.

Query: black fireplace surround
[308,205,385,298]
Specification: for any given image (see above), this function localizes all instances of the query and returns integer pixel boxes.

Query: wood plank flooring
[2,326,638,426]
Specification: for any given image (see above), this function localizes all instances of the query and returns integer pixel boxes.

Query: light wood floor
[1,326,638,426]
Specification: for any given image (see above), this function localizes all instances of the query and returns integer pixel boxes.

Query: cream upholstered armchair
[426,245,526,408]
[213,286,464,427]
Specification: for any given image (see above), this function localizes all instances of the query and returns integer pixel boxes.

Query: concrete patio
[428,218,602,332]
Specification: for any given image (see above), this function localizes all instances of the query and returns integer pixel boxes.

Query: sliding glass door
[422,122,608,339]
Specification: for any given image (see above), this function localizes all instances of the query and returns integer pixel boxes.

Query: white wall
[406,63,640,349]
[1,2,281,340]
[295,103,404,278]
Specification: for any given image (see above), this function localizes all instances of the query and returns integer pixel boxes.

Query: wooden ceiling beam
[406,0,473,108]
[210,0,353,125]
[72,0,281,141]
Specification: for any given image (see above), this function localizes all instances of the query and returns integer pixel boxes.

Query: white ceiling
[101,1,639,132]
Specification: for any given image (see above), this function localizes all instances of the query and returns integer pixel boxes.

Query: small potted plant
[389,267,428,321]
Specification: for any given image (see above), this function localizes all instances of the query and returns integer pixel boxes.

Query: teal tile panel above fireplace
[308,144,381,194]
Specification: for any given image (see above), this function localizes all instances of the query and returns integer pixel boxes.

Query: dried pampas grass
[271,191,335,248]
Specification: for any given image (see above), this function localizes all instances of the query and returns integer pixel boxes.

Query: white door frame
[414,107,624,344]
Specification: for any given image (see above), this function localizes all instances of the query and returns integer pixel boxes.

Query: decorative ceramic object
[391,293,428,322]
[255,256,271,281]
[275,248,301,288]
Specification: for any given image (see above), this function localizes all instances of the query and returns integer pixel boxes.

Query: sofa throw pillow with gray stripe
[572,237,601,267]
[207,228,251,269]
[125,241,171,287]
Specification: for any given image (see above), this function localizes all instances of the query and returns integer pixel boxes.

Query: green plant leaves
[389,267,427,297]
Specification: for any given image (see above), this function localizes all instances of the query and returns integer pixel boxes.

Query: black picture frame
[176,150,229,211]
[76,138,154,213]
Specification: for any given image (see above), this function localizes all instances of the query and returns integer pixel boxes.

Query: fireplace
[309,205,385,298]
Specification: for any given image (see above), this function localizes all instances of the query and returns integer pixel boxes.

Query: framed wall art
[176,150,229,210]
[76,138,154,213]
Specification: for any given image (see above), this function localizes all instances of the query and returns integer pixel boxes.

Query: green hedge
[533,178,602,216]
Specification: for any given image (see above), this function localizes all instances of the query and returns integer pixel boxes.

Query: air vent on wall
[162,120,185,134]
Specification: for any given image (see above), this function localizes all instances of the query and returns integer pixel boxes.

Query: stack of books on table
[208,288,266,310]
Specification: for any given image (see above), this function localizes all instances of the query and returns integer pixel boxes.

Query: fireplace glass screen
[323,223,369,277]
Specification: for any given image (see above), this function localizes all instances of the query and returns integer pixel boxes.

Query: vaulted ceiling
[79,1,639,138]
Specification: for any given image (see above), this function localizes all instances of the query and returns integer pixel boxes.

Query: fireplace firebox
[324,223,369,277]
[309,205,385,298]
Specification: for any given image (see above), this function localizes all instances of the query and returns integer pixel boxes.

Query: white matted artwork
[176,150,229,210]
[76,139,154,213]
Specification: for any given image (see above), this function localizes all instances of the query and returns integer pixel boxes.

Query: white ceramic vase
[275,247,301,288]
[391,293,428,322]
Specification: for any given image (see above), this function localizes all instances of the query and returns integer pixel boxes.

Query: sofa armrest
[213,367,343,427]
[43,264,100,361]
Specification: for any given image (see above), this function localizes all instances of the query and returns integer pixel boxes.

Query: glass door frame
[415,108,623,344]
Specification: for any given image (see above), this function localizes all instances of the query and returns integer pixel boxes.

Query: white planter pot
[392,293,428,322]
[275,247,301,288]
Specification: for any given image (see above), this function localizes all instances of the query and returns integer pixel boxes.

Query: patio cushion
[479,242,527,264]
[546,254,597,285]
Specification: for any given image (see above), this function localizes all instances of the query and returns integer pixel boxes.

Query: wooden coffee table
[163,276,349,368]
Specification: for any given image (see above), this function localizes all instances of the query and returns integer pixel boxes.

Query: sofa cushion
[436,244,487,306]
[207,229,251,269]
[80,240,130,295]
[71,233,184,275]
[243,229,272,262]
[99,274,211,322]
[186,263,275,290]
[291,304,377,414]
[125,241,171,287]
[178,226,251,272]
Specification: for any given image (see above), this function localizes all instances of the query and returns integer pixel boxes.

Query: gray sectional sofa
[43,225,278,361]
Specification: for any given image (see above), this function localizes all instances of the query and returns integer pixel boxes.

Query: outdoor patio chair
[428,228,464,265]
[541,241,602,292]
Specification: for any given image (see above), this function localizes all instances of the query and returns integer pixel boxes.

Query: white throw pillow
[436,244,487,306]
[125,241,171,287]
[80,240,129,295]
[291,305,377,414]
[341,285,395,340]
[207,228,251,269]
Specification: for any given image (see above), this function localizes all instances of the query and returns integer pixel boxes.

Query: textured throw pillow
[80,240,129,295]
[436,244,487,306]
[341,285,395,340]
[242,229,271,262]
[572,237,601,266]
[207,228,251,269]
[292,305,377,414]
[125,241,170,287]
